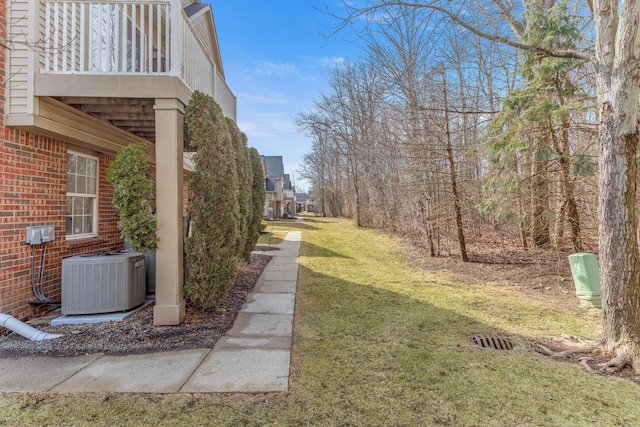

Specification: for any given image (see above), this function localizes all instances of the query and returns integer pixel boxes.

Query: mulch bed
[0,254,272,357]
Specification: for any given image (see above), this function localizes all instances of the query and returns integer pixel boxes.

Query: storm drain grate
[469,334,514,350]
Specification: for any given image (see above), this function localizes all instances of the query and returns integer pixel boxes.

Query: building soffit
[33,74,191,146]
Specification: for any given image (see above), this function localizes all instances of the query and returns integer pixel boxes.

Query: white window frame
[66,151,99,240]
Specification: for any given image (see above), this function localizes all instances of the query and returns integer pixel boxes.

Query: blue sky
[209,1,363,192]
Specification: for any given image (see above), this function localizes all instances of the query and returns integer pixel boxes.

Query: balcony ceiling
[56,97,157,143]
[54,96,194,151]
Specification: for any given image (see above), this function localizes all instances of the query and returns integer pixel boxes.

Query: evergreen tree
[184,91,240,308]
[247,147,266,256]
[106,142,157,253]
[483,0,587,251]
[226,117,254,262]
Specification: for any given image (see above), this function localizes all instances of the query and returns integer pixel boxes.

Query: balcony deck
[8,0,236,145]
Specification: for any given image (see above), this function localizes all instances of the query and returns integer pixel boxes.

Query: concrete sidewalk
[0,228,301,394]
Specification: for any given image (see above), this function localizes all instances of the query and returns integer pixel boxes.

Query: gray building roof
[261,155,284,192]
[284,174,293,190]
[183,2,209,18]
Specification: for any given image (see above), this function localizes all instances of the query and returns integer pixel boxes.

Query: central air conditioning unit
[61,251,146,315]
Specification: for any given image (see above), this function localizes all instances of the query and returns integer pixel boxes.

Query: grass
[257,218,306,244]
[2,217,639,426]
[256,230,287,245]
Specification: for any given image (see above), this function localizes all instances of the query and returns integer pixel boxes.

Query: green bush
[248,147,266,249]
[106,142,157,252]
[184,91,240,308]
[226,118,254,261]
[260,220,268,232]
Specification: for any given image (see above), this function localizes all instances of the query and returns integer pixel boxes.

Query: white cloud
[319,56,345,67]
[237,92,288,105]
[246,60,296,76]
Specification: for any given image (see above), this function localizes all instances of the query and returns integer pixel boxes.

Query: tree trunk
[593,0,640,370]
[442,75,469,262]
[530,137,550,247]
[517,185,528,249]
[597,99,640,367]
[550,114,582,252]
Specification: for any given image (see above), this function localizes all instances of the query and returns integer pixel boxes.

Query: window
[66,152,98,238]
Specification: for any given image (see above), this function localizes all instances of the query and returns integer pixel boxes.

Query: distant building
[260,155,284,219]
[307,191,316,213]
[283,174,296,217]
[296,193,308,213]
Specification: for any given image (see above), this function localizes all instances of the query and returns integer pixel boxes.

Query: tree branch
[491,0,526,38]
[338,1,592,62]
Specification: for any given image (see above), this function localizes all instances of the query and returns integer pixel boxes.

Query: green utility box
[568,253,602,308]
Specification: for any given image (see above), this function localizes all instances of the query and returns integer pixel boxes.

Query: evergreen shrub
[106,142,157,252]
[184,91,240,308]
[248,147,266,249]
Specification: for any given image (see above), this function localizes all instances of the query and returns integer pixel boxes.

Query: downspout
[0,313,61,341]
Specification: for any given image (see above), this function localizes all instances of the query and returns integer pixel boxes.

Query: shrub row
[183,91,265,308]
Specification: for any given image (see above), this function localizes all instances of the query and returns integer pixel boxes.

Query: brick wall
[0,5,193,319]
[183,171,190,216]
[0,3,127,320]
[0,132,124,320]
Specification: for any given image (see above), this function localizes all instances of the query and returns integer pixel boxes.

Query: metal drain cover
[469,334,514,350]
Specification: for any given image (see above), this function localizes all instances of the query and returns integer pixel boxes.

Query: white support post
[71,3,77,72]
[153,98,185,326]
[44,3,51,71]
[169,0,179,76]
[61,3,68,71]
[120,3,127,72]
[131,4,137,72]
[80,2,86,71]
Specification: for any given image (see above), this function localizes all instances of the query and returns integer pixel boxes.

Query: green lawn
[2,217,639,426]
[257,218,307,245]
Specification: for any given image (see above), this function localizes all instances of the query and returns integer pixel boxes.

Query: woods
[299,0,640,371]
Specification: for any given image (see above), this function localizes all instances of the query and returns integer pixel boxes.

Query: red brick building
[0,0,235,324]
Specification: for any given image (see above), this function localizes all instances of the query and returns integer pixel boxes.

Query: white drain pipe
[0,313,61,341]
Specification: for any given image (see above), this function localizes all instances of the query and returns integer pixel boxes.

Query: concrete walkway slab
[242,293,295,314]
[181,349,290,393]
[266,260,300,269]
[1,219,303,394]
[0,354,103,392]
[254,280,297,293]
[262,269,299,282]
[51,349,210,393]
[215,336,291,350]
[227,313,293,337]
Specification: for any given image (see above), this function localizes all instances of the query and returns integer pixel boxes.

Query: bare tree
[326,0,640,371]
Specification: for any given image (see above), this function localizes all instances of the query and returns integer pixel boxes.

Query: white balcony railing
[41,0,236,118]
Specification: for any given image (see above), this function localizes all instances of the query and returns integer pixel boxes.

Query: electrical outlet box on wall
[41,225,55,242]
[25,226,55,245]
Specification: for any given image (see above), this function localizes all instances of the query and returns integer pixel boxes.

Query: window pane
[73,197,84,215]
[67,175,76,193]
[77,156,86,175]
[83,198,93,215]
[65,216,72,235]
[72,217,81,235]
[67,154,76,174]
[66,152,98,238]
[88,177,96,195]
[86,159,97,177]
[77,175,87,194]
[83,216,93,234]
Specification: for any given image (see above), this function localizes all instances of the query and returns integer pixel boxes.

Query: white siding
[8,0,31,115]
[191,16,214,65]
